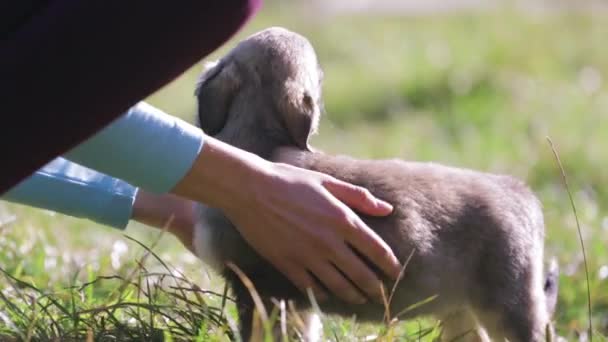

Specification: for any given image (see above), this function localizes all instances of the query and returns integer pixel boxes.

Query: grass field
[1,2,607,341]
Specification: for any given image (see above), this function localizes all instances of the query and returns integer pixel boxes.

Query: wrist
[171,136,270,211]
[132,189,198,248]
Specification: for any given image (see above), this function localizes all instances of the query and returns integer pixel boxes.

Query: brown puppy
[192,27,558,341]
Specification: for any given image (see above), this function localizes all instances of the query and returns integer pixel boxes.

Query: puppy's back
[263,152,545,317]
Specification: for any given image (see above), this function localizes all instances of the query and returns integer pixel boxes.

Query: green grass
[2,3,608,341]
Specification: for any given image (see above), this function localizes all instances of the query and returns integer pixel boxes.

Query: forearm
[2,101,204,231]
[0,0,261,193]
[1,157,198,237]
[65,102,205,193]
[2,157,137,229]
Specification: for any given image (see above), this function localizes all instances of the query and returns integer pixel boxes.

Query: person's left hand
[131,190,198,252]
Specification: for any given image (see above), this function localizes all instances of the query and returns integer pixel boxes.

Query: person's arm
[62,100,402,303]
[63,101,403,304]
[2,100,204,235]
[2,101,205,231]
[2,157,137,229]
[7,98,400,304]
[65,102,204,193]
[2,156,199,249]
[0,0,261,193]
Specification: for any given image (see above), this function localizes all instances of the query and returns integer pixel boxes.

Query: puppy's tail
[544,257,560,317]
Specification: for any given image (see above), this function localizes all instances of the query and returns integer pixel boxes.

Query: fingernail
[391,263,402,280]
[376,199,393,211]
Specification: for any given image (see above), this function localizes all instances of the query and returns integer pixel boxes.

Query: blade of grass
[383,248,415,323]
[225,262,269,335]
[546,137,592,341]
[393,295,438,320]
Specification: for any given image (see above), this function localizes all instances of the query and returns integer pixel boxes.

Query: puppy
[192,27,558,341]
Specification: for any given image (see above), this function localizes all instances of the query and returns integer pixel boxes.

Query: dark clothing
[0,0,261,193]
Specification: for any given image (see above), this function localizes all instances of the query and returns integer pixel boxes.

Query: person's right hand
[172,136,401,304]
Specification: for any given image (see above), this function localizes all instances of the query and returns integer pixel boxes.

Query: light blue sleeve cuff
[2,157,137,229]
[65,102,204,193]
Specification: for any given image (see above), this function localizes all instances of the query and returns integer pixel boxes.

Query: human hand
[132,190,197,252]
[231,162,400,304]
[172,137,401,304]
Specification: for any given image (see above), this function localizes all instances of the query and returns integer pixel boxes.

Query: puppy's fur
[193,27,559,341]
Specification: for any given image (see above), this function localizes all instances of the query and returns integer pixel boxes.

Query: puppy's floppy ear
[195,59,241,135]
[280,81,319,151]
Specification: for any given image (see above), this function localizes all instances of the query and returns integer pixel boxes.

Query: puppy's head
[195,27,323,151]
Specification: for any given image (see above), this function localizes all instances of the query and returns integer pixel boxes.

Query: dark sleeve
[0,0,262,193]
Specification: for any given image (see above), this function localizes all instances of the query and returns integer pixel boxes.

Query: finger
[324,178,393,216]
[311,262,367,304]
[331,244,385,302]
[278,261,329,302]
[330,206,401,280]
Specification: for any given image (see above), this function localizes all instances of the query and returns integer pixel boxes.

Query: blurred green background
[1,0,607,340]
